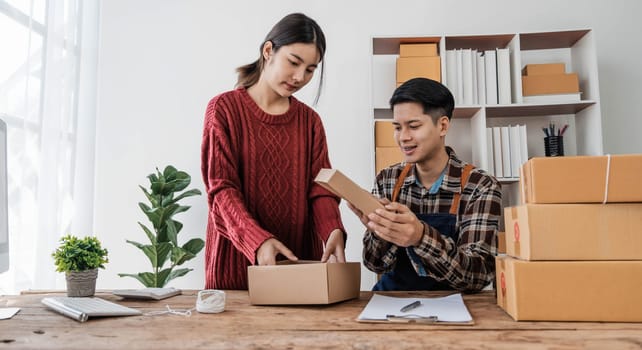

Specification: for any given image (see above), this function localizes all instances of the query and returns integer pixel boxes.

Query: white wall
[95,0,642,291]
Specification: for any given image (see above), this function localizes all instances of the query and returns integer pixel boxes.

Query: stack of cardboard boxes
[373,43,442,174]
[396,43,441,85]
[374,121,403,174]
[521,63,580,97]
[496,155,642,321]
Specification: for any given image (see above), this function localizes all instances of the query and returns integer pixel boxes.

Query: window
[0,0,98,294]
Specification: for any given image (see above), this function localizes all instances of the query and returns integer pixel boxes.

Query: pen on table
[400,300,422,313]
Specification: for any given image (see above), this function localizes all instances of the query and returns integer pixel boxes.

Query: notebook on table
[41,296,142,322]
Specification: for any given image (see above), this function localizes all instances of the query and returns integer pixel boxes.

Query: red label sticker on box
[514,222,520,242]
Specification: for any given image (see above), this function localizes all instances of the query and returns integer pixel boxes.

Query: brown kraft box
[496,255,642,322]
[504,204,642,260]
[248,261,361,305]
[520,155,642,204]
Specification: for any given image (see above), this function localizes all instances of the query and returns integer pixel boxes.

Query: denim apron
[373,163,474,291]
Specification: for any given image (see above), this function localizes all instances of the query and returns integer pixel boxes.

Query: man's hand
[366,202,424,247]
[321,229,346,263]
[256,238,298,265]
[346,197,391,228]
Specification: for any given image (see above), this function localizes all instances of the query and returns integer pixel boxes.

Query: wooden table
[1,290,641,349]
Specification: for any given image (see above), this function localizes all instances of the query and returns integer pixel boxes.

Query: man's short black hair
[389,78,455,123]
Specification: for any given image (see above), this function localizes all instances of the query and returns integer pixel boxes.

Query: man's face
[392,102,448,165]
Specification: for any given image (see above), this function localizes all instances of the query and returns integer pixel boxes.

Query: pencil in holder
[544,136,564,157]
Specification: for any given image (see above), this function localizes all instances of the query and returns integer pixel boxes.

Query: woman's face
[261,42,321,98]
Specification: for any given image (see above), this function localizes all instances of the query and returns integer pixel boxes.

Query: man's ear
[438,116,450,136]
[262,41,274,61]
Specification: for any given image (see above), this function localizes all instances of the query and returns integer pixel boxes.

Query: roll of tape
[196,289,226,313]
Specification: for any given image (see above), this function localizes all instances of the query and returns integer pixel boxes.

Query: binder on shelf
[485,128,495,176]
[484,50,498,105]
[496,48,511,104]
[492,127,503,178]
[455,49,464,104]
[445,50,457,95]
[509,125,522,176]
[519,125,528,165]
[476,52,486,105]
[500,126,512,177]
[462,48,474,105]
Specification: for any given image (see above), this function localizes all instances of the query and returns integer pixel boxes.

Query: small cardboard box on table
[248,261,361,305]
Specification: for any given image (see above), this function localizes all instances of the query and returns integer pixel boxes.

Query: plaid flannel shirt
[362,147,502,292]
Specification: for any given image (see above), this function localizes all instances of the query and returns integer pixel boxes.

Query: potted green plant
[118,165,204,288]
[52,234,109,297]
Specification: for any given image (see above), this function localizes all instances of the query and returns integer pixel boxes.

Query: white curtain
[0,0,99,294]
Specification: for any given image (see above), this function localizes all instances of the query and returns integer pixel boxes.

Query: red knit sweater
[201,87,345,290]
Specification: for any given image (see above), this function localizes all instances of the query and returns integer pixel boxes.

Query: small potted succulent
[52,234,109,297]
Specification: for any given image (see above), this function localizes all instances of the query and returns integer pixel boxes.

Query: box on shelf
[374,121,397,147]
[521,63,565,76]
[504,203,642,260]
[496,255,642,322]
[315,168,384,216]
[248,261,361,305]
[521,73,579,96]
[520,155,642,204]
[396,56,441,83]
[399,43,438,57]
[375,147,404,174]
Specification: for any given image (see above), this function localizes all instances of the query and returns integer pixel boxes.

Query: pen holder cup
[544,136,564,157]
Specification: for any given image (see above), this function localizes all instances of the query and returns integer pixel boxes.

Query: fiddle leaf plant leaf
[120,165,205,287]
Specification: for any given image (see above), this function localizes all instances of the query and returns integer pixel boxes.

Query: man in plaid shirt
[349,78,502,292]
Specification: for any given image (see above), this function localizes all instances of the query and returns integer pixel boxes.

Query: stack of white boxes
[496,155,642,321]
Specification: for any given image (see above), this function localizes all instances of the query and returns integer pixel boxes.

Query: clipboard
[356,293,475,325]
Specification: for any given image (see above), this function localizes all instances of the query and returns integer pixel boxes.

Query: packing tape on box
[196,289,225,313]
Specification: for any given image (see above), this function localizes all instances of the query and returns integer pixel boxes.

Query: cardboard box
[520,155,642,204]
[496,255,642,322]
[504,204,642,260]
[315,169,384,217]
[374,121,397,147]
[248,261,361,305]
[396,56,441,83]
[497,231,506,254]
[521,73,579,95]
[375,147,404,174]
[521,63,565,76]
[399,43,438,57]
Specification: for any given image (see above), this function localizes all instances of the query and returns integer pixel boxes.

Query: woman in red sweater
[201,13,347,289]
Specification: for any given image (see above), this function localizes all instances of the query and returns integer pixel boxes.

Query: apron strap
[449,164,475,215]
[392,162,474,214]
[392,163,414,202]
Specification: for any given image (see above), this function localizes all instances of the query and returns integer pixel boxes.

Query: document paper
[357,293,473,323]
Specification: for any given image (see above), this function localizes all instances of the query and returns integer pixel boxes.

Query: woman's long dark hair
[236,13,326,105]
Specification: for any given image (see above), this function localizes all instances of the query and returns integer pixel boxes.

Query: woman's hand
[256,238,298,265]
[321,229,346,263]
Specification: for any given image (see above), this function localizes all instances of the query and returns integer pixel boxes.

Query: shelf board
[373,37,441,55]
[485,101,596,118]
[520,29,590,50]
[445,34,515,51]
[497,177,520,184]
[374,106,481,120]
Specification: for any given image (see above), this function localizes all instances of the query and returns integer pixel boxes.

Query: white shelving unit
[371,29,603,208]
